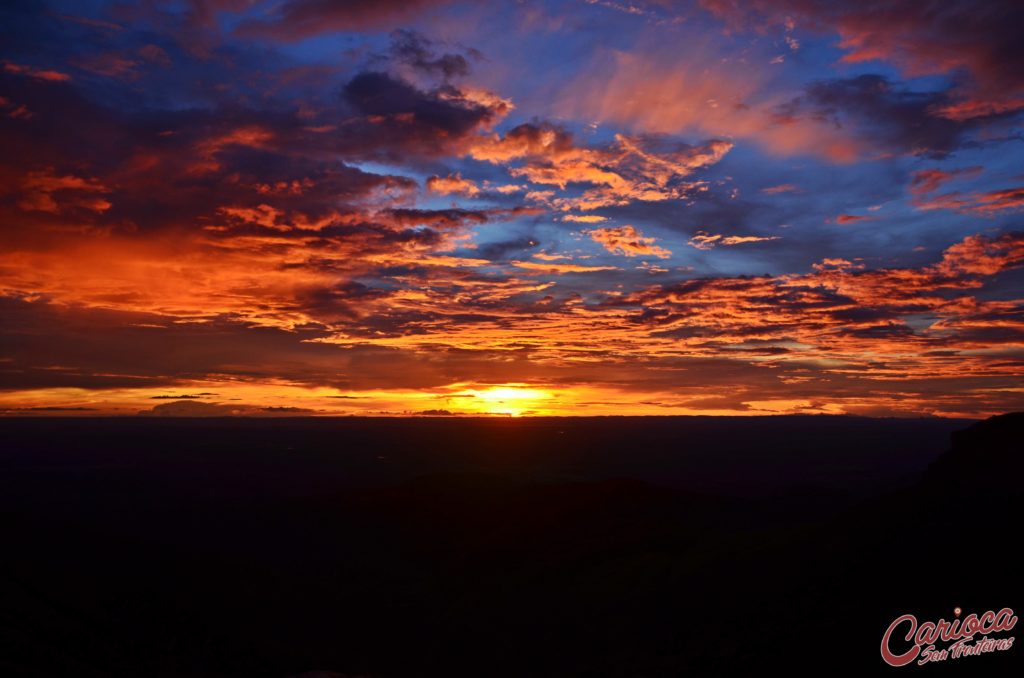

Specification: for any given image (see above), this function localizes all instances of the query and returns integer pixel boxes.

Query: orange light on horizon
[453,385,554,417]
[0,380,1009,420]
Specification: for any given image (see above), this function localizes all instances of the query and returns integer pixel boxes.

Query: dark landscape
[2,414,1020,676]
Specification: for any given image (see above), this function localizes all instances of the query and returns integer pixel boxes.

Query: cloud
[471,124,731,210]
[16,169,110,214]
[141,400,250,416]
[935,232,1024,275]
[468,122,576,163]
[511,260,618,274]
[700,0,1024,121]
[556,48,862,161]
[386,29,475,81]
[426,173,480,196]
[491,184,526,194]
[914,186,1024,215]
[476,236,539,262]
[561,214,608,223]
[613,232,1024,361]
[787,74,980,158]
[3,232,1022,417]
[588,225,672,258]
[969,187,1024,214]
[761,183,797,194]
[340,71,512,160]
[719,235,781,246]
[832,214,870,225]
[561,33,1016,162]
[139,399,317,416]
[687,231,779,249]
[910,167,983,196]
[149,393,215,399]
[3,62,71,82]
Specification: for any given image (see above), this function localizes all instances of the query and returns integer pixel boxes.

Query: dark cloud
[141,400,251,416]
[701,0,1024,119]
[476,237,540,262]
[388,29,476,80]
[780,75,976,157]
[0,297,331,390]
[340,71,508,159]
[0,72,424,234]
[149,394,214,399]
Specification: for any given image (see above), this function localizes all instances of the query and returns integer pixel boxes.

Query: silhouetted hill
[925,411,1024,491]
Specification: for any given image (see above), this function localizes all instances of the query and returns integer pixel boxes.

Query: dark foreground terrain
[1,415,1020,676]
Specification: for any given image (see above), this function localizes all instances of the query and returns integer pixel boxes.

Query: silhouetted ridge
[924,411,1023,490]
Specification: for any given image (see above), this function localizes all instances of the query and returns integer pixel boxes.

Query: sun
[459,385,553,416]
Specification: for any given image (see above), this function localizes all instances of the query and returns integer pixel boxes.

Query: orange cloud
[910,167,983,196]
[968,187,1024,214]
[588,225,671,259]
[687,231,779,250]
[16,169,110,214]
[932,98,1024,121]
[721,235,780,246]
[467,122,576,163]
[833,214,870,225]
[491,184,526,194]
[914,187,1024,215]
[2,232,1022,418]
[426,173,480,197]
[471,124,731,211]
[3,62,71,82]
[556,49,861,161]
[562,214,608,223]
[935,233,1024,276]
[511,260,618,274]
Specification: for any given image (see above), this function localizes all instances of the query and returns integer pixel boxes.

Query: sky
[0,0,1022,417]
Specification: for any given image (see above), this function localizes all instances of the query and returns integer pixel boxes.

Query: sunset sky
[1,0,1022,417]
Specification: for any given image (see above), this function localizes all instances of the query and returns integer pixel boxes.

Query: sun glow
[456,385,554,416]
